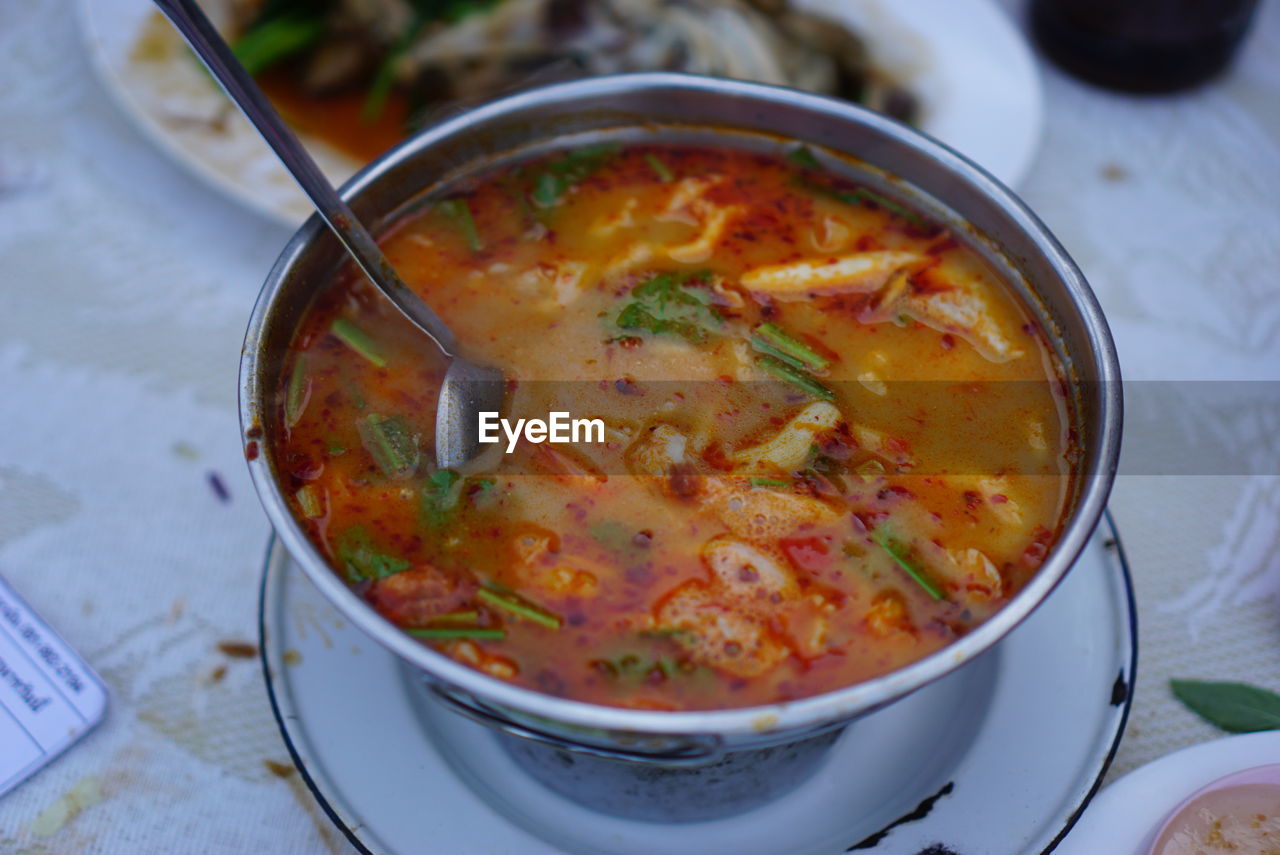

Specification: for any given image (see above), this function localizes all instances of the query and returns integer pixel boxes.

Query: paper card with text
[0,575,107,799]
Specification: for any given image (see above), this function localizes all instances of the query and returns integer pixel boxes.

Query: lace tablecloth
[1,1,1277,851]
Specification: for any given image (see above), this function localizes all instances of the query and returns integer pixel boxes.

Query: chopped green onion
[749,476,790,488]
[871,530,945,601]
[755,323,829,371]
[478,587,562,630]
[757,355,836,401]
[284,355,310,428]
[437,198,483,252]
[855,459,887,480]
[644,153,674,182]
[232,14,324,76]
[430,610,479,623]
[657,657,680,679]
[750,336,807,371]
[294,484,324,519]
[357,413,420,478]
[792,174,931,230]
[530,172,562,208]
[409,627,505,640]
[331,318,387,368]
[361,13,428,122]
[786,145,822,170]
[844,187,929,228]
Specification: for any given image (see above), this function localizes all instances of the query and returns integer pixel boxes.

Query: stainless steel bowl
[241,73,1121,812]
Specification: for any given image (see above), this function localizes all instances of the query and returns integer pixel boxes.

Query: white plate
[1057,732,1280,855]
[257,513,1134,855]
[77,0,1043,227]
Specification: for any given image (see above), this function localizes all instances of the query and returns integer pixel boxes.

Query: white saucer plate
[1057,731,1280,855]
[77,0,1043,227]
[258,513,1135,855]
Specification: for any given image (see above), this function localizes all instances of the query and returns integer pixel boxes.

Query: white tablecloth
[0,1,1277,851]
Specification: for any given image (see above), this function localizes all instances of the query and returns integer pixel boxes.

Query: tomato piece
[781,536,833,572]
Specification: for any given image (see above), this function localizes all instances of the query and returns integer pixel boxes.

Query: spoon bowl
[153,0,503,470]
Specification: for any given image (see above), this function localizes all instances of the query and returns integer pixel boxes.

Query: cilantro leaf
[336,526,410,582]
[614,270,722,343]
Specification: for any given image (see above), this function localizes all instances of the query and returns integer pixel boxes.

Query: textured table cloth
[1,0,1277,851]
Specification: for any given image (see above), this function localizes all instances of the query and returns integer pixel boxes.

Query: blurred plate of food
[78,0,1043,226]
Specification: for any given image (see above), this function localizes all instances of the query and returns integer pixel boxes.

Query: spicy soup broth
[271,144,1075,711]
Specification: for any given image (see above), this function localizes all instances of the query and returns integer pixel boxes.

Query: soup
[270,143,1075,711]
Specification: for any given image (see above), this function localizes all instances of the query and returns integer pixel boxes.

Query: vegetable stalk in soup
[271,143,1076,711]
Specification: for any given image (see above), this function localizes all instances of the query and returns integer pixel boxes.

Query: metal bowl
[240,73,1121,809]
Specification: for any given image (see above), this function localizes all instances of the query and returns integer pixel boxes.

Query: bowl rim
[239,71,1123,737]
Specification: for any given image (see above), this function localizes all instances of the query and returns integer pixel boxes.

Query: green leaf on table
[1171,679,1280,733]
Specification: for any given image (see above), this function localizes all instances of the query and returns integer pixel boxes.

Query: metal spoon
[154,0,503,471]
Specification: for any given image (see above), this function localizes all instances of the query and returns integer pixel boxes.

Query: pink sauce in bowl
[1150,765,1280,855]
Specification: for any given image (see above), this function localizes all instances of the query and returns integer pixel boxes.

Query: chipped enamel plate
[258,513,1133,855]
[77,0,1042,227]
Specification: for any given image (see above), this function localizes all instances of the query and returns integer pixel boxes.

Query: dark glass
[1030,0,1261,93]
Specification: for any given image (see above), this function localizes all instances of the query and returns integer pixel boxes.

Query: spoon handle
[152,0,458,357]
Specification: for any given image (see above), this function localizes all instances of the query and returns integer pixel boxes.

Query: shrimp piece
[732,401,842,473]
[656,581,790,677]
[740,251,926,299]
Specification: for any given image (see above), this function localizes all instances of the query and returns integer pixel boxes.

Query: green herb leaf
[754,323,830,371]
[1171,680,1280,733]
[792,174,931,230]
[756,355,836,401]
[336,526,410,582]
[644,153,674,182]
[331,318,387,368]
[421,468,461,527]
[615,270,722,343]
[232,13,325,76]
[409,626,505,640]
[284,355,310,428]
[786,145,822,170]
[361,12,428,122]
[437,198,484,252]
[749,477,791,488]
[528,143,620,209]
[357,413,420,478]
[870,529,945,601]
[478,586,562,630]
